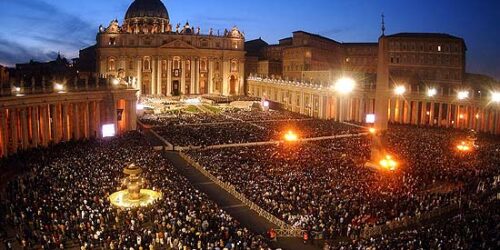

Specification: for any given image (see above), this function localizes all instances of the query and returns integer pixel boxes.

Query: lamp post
[331,77,355,122]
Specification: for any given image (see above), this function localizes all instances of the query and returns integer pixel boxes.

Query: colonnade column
[88,102,96,139]
[437,103,443,127]
[137,58,142,95]
[180,59,186,95]
[10,108,18,153]
[208,60,214,94]
[446,104,452,127]
[152,58,157,95]
[157,57,162,96]
[1,109,8,156]
[41,105,50,146]
[62,103,70,141]
[21,108,29,149]
[83,102,90,139]
[95,102,101,138]
[195,59,200,95]
[73,103,80,140]
[31,107,39,147]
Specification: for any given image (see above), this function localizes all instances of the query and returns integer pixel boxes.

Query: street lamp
[427,88,437,97]
[394,85,406,96]
[332,77,356,95]
[491,91,500,103]
[54,83,66,93]
[457,90,469,100]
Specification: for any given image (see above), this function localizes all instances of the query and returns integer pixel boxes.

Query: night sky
[0,0,499,79]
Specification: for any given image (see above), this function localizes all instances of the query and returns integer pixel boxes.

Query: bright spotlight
[283,131,299,142]
[263,100,270,108]
[333,77,355,94]
[491,92,500,103]
[394,85,406,95]
[379,155,398,171]
[369,127,376,134]
[457,90,469,100]
[54,83,66,93]
[427,88,437,97]
[102,124,116,138]
[456,141,472,152]
[112,78,120,85]
[366,114,376,124]
[136,103,144,111]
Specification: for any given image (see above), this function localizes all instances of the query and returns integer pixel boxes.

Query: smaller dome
[125,0,169,20]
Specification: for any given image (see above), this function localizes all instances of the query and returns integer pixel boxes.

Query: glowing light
[394,85,406,95]
[102,124,116,138]
[427,88,437,97]
[366,114,376,124]
[283,131,299,142]
[491,92,500,103]
[54,83,65,93]
[14,87,21,92]
[136,103,144,111]
[379,155,398,171]
[456,141,472,152]
[112,78,120,85]
[459,114,465,119]
[457,90,469,100]
[369,128,376,134]
[332,77,356,94]
[475,114,480,119]
[109,189,162,208]
[184,98,202,104]
[426,111,431,116]
[263,100,270,108]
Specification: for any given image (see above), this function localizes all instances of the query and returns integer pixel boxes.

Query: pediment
[160,39,199,50]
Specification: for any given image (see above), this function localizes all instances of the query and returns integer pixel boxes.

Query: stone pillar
[1,109,8,156]
[10,109,18,153]
[31,107,39,147]
[429,102,435,126]
[180,59,186,95]
[50,104,60,143]
[62,103,70,141]
[89,102,96,139]
[167,59,172,96]
[389,98,396,123]
[374,36,390,131]
[195,59,200,95]
[82,102,90,139]
[319,95,325,119]
[95,102,102,138]
[208,60,214,94]
[40,105,50,146]
[190,60,196,94]
[157,58,162,95]
[437,103,443,127]
[455,105,461,128]
[137,58,142,95]
[420,101,427,126]
[223,60,230,96]
[152,58,157,95]
[73,103,80,140]
[21,108,29,149]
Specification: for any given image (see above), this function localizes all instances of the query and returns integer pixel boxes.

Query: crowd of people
[188,125,500,246]
[0,132,270,249]
[143,109,363,147]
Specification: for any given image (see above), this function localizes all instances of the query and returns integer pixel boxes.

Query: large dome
[125,0,169,20]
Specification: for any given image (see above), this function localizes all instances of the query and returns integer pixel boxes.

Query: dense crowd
[0,132,270,249]
[145,109,363,147]
[188,125,500,246]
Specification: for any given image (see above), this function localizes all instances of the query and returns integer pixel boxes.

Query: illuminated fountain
[109,164,161,208]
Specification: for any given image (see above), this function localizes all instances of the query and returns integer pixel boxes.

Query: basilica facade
[96,0,245,96]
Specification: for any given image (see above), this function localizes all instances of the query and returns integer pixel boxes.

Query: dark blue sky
[0,0,499,79]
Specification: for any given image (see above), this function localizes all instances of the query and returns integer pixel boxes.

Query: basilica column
[180,59,186,95]
[157,57,163,95]
[31,106,39,147]
[62,103,70,141]
[222,60,230,95]
[152,58,157,95]
[190,60,196,94]
[195,58,200,95]
[358,98,365,123]
[1,109,8,156]
[167,59,172,96]
[50,104,60,143]
[40,105,50,146]
[137,58,142,95]
[208,60,214,94]
[10,108,18,153]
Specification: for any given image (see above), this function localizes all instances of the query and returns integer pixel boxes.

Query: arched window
[231,60,238,72]
[108,57,116,71]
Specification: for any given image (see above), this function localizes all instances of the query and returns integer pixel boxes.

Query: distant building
[89,0,246,96]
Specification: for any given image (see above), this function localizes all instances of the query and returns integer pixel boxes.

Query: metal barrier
[178,152,303,237]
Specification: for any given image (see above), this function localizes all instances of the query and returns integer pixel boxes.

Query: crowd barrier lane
[360,203,460,239]
[178,152,302,237]
[146,126,174,151]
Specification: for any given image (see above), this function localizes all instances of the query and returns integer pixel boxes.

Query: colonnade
[0,89,137,158]
[248,78,500,135]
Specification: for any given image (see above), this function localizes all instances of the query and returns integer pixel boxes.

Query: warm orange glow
[456,141,472,152]
[369,128,376,134]
[379,155,398,171]
[283,130,299,142]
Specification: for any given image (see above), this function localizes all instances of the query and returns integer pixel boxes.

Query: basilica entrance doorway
[230,76,237,95]
[172,80,180,96]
